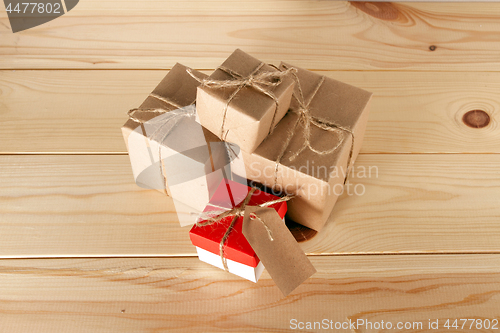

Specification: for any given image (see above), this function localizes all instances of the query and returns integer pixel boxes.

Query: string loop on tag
[196,187,293,271]
[249,213,274,241]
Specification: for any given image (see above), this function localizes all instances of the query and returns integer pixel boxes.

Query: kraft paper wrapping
[122,63,210,152]
[196,49,295,153]
[121,63,243,226]
[231,64,373,231]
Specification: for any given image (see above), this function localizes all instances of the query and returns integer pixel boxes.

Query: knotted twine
[127,93,197,193]
[129,94,293,271]
[273,65,356,187]
[187,64,297,140]
[195,187,294,271]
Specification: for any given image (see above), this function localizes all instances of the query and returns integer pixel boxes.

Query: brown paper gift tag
[242,206,316,296]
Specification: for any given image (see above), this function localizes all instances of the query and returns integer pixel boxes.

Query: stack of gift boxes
[122,49,372,295]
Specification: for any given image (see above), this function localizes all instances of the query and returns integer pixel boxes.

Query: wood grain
[1,1,499,330]
[1,154,499,258]
[1,69,499,154]
[2,2,500,70]
[0,255,499,332]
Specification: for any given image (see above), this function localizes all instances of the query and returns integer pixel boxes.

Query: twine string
[217,187,255,271]
[249,213,274,241]
[273,66,356,187]
[187,65,296,140]
[196,187,294,271]
[127,94,196,193]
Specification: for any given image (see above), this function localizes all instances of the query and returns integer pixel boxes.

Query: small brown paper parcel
[242,206,316,296]
[121,63,233,226]
[231,63,373,231]
[122,63,209,151]
[195,49,296,153]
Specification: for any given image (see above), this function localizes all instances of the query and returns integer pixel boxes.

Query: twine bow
[196,187,294,271]
[273,66,355,187]
[127,93,196,193]
[187,64,296,140]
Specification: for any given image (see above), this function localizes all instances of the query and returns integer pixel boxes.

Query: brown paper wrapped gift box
[122,63,213,153]
[121,63,231,221]
[195,49,296,153]
[231,63,373,231]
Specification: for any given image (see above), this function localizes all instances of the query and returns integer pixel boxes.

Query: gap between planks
[3,251,500,260]
[2,152,500,155]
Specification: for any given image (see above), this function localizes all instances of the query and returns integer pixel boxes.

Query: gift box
[122,63,234,226]
[122,63,208,152]
[230,63,373,231]
[195,49,296,153]
[189,180,287,282]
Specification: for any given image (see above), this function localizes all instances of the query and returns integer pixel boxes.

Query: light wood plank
[2,2,500,70]
[1,70,499,154]
[1,154,499,258]
[0,255,499,332]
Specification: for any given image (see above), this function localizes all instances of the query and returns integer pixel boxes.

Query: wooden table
[1,1,500,331]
